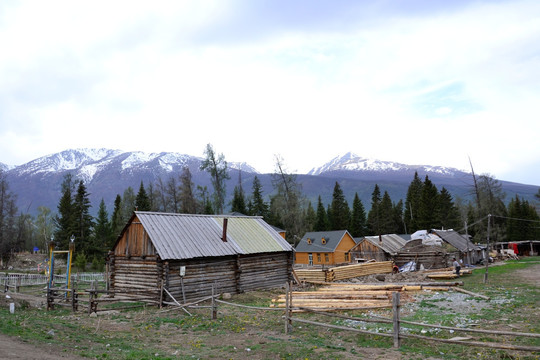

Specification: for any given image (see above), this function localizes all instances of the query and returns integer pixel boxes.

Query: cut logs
[294,261,394,283]
[270,281,462,312]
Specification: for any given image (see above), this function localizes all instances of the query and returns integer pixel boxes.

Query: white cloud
[0,0,539,185]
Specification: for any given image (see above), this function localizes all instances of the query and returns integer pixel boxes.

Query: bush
[74,253,87,272]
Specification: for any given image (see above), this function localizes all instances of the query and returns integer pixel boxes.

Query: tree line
[1,145,539,267]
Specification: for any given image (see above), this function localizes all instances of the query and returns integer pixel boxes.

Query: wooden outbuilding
[350,234,407,262]
[107,212,294,303]
[294,230,357,266]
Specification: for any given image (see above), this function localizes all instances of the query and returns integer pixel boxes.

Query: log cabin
[108,212,294,303]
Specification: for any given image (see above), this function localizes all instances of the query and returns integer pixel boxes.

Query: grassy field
[1,258,539,359]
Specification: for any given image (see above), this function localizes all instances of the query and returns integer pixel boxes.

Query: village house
[107,212,294,303]
[294,230,357,266]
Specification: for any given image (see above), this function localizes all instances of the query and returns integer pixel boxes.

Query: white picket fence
[1,272,105,288]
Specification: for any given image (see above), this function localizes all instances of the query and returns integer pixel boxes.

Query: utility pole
[483,214,491,284]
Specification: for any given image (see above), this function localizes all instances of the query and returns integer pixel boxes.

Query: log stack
[294,261,394,284]
[270,282,461,312]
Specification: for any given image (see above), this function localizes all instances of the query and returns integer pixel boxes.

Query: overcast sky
[1,0,539,185]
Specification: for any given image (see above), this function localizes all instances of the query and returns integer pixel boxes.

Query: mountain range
[2,149,538,216]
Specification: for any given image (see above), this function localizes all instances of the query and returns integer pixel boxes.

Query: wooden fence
[2,272,104,291]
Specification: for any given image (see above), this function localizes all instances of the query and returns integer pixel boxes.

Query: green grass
[1,258,539,359]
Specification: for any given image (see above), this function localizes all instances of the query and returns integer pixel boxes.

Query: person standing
[452,257,461,277]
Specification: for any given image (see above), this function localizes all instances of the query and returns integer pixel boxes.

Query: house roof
[126,211,293,260]
[295,230,354,253]
[431,229,481,252]
[356,234,407,254]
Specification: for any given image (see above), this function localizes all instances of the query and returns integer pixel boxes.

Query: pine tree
[135,181,151,211]
[231,172,247,214]
[417,176,439,230]
[403,172,423,233]
[437,187,461,230]
[367,184,382,235]
[379,191,397,234]
[304,202,317,232]
[92,199,113,257]
[249,176,269,218]
[73,180,94,255]
[329,182,350,230]
[54,174,76,250]
[393,199,405,234]
[111,194,123,237]
[349,193,366,237]
[314,196,329,231]
[0,170,18,264]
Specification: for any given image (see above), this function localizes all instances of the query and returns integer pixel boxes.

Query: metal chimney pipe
[222,218,228,242]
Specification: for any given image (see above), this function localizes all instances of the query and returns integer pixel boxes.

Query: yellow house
[295,230,357,266]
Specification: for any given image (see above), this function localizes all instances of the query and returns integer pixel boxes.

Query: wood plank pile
[426,268,472,279]
[270,282,460,312]
[294,261,394,283]
[330,261,393,281]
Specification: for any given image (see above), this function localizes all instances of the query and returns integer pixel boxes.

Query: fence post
[211,282,217,320]
[392,291,401,348]
[285,281,292,334]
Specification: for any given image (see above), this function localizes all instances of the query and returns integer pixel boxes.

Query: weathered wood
[392,292,400,348]
[452,287,490,300]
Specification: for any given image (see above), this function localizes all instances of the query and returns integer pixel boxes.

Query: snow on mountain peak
[308,152,463,177]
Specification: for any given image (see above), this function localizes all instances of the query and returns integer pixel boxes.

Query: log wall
[109,252,293,303]
[109,254,162,299]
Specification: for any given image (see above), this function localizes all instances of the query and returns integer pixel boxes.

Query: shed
[294,230,357,266]
[394,239,449,270]
[108,212,294,303]
[350,234,407,262]
[431,229,482,264]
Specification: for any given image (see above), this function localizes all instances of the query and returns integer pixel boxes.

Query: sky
[0,0,539,186]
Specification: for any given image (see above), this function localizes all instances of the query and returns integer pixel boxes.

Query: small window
[317,253,321,262]
[344,253,350,262]
[307,238,312,245]
[325,254,329,263]
[321,237,327,245]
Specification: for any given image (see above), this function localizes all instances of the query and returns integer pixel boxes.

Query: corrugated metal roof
[135,212,292,260]
[295,230,351,253]
[361,234,407,254]
[432,229,481,252]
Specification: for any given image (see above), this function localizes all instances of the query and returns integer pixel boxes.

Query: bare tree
[200,144,230,214]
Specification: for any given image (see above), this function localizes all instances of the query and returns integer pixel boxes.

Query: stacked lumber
[294,261,393,284]
[330,261,393,281]
[270,282,461,311]
[426,268,472,279]
[294,269,329,283]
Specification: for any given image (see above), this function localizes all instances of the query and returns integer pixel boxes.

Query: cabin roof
[431,229,481,252]
[356,234,407,254]
[124,211,293,260]
[295,230,354,253]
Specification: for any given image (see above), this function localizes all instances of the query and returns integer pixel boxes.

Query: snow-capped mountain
[12,148,258,184]
[3,148,538,217]
[308,152,463,177]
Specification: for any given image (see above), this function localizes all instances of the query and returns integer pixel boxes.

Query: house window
[317,253,321,262]
[321,237,326,245]
[308,253,313,266]
[307,238,312,245]
[325,254,329,263]
[344,252,350,262]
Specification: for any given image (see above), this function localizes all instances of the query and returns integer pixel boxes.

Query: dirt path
[0,334,85,360]
[512,262,540,287]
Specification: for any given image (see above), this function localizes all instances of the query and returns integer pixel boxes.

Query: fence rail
[1,272,104,287]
